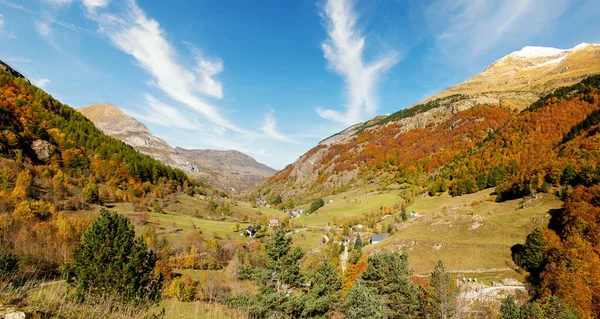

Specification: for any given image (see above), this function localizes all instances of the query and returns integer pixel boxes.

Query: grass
[150,299,245,319]
[290,231,326,253]
[294,190,401,226]
[146,211,248,242]
[364,189,562,275]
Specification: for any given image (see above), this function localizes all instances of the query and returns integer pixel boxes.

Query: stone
[5,311,27,319]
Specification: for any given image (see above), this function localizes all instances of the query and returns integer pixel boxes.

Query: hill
[78,103,276,193]
[262,43,600,202]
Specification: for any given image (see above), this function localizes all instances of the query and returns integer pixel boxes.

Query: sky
[1,0,599,170]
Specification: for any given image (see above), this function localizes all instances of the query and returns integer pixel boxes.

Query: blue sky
[1,0,599,169]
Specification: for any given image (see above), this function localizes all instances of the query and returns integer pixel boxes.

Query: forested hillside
[262,75,600,204]
[0,65,189,274]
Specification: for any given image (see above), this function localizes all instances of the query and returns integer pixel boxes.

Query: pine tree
[264,227,304,292]
[70,209,160,303]
[361,252,422,319]
[429,260,457,319]
[499,296,524,319]
[521,227,547,275]
[302,259,342,317]
[354,233,363,250]
[346,281,384,319]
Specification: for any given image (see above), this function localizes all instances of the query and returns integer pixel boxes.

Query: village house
[370,233,389,244]
[290,208,304,219]
[257,199,267,206]
[268,218,280,227]
[245,226,256,237]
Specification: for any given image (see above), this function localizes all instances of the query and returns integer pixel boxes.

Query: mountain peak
[508,45,566,59]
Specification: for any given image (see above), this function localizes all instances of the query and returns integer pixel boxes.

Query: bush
[309,198,325,213]
[70,209,161,303]
[0,252,18,276]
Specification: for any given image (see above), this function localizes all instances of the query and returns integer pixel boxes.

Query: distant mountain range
[263,43,600,200]
[77,103,276,192]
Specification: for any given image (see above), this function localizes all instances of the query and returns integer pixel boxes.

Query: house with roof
[370,233,389,244]
[268,218,280,227]
[246,226,256,237]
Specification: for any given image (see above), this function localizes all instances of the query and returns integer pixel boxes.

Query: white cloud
[34,21,52,37]
[0,13,4,31]
[427,0,571,63]
[317,0,399,126]
[261,110,297,144]
[32,78,51,88]
[127,94,203,131]
[85,0,243,133]
[82,0,109,9]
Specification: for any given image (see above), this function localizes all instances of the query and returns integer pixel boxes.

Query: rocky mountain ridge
[77,103,276,192]
[265,43,600,200]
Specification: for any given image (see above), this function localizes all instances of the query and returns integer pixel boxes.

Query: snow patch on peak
[509,46,566,59]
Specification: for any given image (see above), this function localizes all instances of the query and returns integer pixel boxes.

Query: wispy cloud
[127,94,203,131]
[427,0,571,64]
[32,78,51,88]
[261,110,297,144]
[42,0,73,6]
[35,21,53,38]
[317,0,399,126]
[0,13,4,32]
[84,0,244,133]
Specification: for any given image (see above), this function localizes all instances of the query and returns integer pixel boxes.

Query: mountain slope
[0,60,188,208]
[263,43,600,201]
[77,104,276,192]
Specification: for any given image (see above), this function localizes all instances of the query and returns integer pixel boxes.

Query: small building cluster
[290,208,304,219]
[268,218,280,227]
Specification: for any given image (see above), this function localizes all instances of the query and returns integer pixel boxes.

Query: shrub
[0,252,18,276]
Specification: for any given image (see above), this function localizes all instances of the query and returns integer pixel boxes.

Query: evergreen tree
[499,296,524,319]
[310,198,325,213]
[346,281,384,319]
[521,227,547,275]
[70,209,160,303]
[302,259,342,318]
[264,227,304,292]
[361,252,422,319]
[353,232,363,250]
[429,260,457,319]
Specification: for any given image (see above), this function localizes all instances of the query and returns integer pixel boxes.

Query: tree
[302,259,342,318]
[361,252,421,319]
[346,281,384,319]
[70,209,160,303]
[81,182,99,204]
[521,227,547,275]
[428,260,457,319]
[264,227,304,292]
[353,233,363,250]
[499,296,524,319]
[310,198,325,213]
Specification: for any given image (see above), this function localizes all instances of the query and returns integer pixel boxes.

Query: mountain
[263,43,600,201]
[77,104,276,192]
[0,60,188,208]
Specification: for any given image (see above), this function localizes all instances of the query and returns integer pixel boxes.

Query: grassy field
[293,190,401,226]
[150,300,245,319]
[364,189,562,275]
